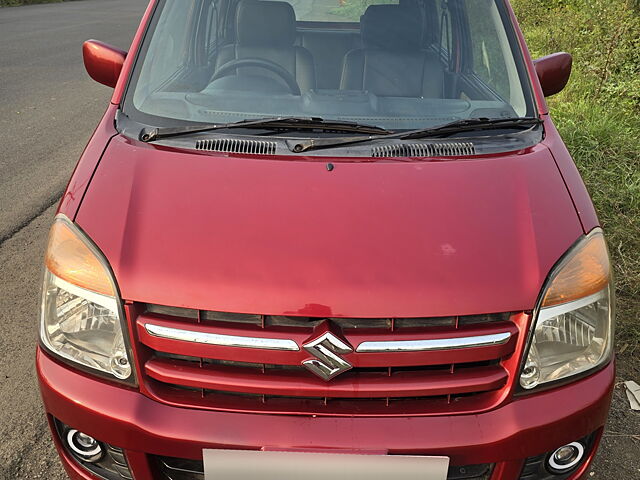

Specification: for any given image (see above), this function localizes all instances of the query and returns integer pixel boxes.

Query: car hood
[76,135,583,318]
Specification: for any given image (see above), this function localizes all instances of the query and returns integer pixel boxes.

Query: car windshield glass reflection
[126,0,536,132]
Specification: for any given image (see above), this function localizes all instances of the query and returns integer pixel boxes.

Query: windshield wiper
[139,116,392,142]
[399,116,542,140]
[286,117,542,153]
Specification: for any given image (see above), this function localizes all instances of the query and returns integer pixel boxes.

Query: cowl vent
[372,142,475,158]
[195,138,277,155]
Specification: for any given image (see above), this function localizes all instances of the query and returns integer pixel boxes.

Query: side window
[464,0,525,114]
[133,0,197,106]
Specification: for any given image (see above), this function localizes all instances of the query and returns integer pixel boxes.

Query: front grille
[155,456,493,480]
[133,304,523,416]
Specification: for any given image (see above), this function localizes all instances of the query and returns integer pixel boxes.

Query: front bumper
[37,347,614,480]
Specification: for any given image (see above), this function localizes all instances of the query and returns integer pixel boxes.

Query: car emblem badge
[302,331,353,381]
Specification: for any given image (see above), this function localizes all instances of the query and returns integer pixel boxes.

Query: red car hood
[76,136,583,318]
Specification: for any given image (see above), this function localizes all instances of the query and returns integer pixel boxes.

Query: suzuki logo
[302,332,353,381]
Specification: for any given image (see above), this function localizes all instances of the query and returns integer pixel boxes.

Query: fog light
[548,442,584,472]
[66,429,104,462]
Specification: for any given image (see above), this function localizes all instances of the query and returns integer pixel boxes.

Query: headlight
[40,214,135,383]
[520,229,614,390]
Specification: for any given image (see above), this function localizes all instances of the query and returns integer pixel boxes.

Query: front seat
[214,0,316,92]
[340,4,444,98]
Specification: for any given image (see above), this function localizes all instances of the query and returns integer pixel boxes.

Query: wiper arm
[399,117,542,140]
[287,117,542,153]
[139,116,392,142]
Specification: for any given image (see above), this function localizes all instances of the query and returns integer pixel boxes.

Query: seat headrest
[361,5,422,50]
[236,0,296,47]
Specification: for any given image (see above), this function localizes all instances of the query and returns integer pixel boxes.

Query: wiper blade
[399,116,542,140]
[139,116,392,142]
[287,117,542,153]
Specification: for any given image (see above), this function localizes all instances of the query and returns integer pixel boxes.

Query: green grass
[512,0,640,347]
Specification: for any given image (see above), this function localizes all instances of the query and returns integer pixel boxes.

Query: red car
[37,0,615,479]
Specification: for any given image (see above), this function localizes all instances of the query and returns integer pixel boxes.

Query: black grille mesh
[145,304,510,329]
[371,142,475,158]
[195,138,277,155]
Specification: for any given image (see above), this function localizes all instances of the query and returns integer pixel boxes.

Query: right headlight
[519,228,614,390]
[40,214,135,384]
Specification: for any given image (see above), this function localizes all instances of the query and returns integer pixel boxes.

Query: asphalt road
[0,1,636,479]
[0,1,148,477]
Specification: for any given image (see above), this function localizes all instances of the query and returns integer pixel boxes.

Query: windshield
[125,0,536,131]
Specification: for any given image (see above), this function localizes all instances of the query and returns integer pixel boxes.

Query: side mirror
[533,52,572,97]
[82,40,127,89]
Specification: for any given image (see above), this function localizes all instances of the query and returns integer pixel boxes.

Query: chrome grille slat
[145,323,300,351]
[356,332,512,353]
[144,321,512,354]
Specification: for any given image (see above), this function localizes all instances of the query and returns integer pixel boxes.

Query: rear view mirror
[82,40,127,89]
[533,52,572,97]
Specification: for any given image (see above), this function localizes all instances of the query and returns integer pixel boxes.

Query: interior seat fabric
[214,0,316,92]
[340,4,444,98]
[297,31,362,90]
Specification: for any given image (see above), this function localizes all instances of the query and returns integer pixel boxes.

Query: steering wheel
[211,58,301,96]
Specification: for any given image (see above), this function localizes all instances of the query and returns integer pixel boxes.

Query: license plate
[203,449,449,480]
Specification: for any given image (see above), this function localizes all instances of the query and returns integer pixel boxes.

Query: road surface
[0,1,148,477]
[0,0,636,478]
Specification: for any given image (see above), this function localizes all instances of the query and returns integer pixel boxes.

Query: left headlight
[519,228,614,390]
[40,214,135,384]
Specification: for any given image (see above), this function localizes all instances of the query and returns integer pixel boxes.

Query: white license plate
[203,449,449,480]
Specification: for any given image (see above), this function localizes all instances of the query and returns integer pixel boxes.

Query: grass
[556,102,640,347]
[512,0,640,347]
[0,0,67,6]
[328,0,395,21]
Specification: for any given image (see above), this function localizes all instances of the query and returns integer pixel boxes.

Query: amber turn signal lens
[45,219,114,296]
[542,231,610,307]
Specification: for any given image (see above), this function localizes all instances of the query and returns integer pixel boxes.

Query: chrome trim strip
[49,272,119,312]
[356,332,512,353]
[537,289,608,322]
[144,323,300,351]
